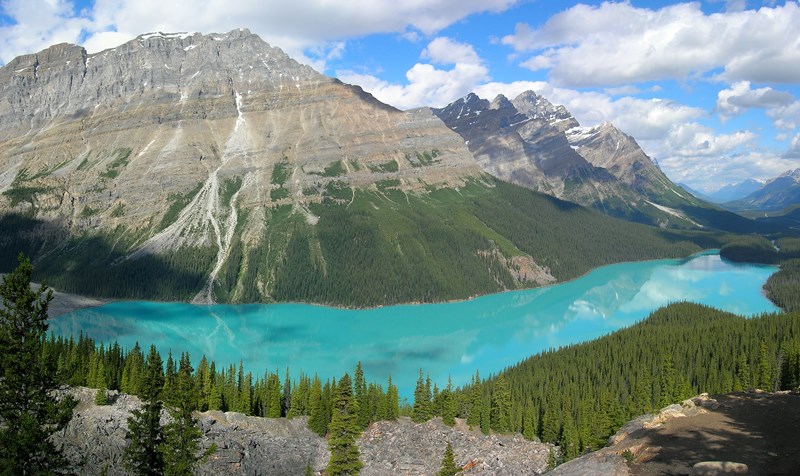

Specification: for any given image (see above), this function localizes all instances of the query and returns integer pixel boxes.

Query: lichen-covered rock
[359,417,551,475]
[54,388,552,476]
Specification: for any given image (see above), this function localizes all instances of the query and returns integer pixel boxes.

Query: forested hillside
[452,303,800,460]
[2,178,708,307]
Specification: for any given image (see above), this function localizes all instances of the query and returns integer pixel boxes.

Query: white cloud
[421,37,481,65]
[665,122,756,157]
[337,36,489,110]
[786,134,800,160]
[716,81,795,119]
[503,2,800,87]
[0,0,517,67]
[768,101,800,131]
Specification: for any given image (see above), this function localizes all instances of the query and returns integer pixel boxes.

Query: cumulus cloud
[337,37,489,110]
[503,1,800,87]
[665,123,756,157]
[716,81,795,119]
[0,0,517,66]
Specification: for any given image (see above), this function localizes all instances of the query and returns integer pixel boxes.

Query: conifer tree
[384,375,399,421]
[327,374,362,476]
[436,442,461,476]
[163,351,177,405]
[412,370,431,423]
[0,254,76,475]
[308,375,327,436]
[354,362,370,429]
[124,345,165,476]
[161,352,215,475]
[490,375,511,433]
[466,372,481,428]
[441,377,457,427]
[283,368,292,416]
[658,353,676,408]
[736,352,751,391]
[757,342,773,391]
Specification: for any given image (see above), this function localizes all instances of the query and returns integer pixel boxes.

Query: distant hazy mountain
[728,169,800,211]
[677,183,714,202]
[706,179,763,203]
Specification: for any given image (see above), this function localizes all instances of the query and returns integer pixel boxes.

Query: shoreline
[45,248,750,316]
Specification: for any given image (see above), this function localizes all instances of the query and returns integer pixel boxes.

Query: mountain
[707,179,763,203]
[677,182,713,202]
[0,30,708,305]
[432,91,744,229]
[727,169,800,211]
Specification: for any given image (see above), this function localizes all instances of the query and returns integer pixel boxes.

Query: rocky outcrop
[360,418,551,475]
[55,387,552,475]
[549,391,800,475]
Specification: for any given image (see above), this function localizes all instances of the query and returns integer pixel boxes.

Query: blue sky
[2,0,799,191]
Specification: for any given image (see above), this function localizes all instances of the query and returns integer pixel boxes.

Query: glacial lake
[52,251,779,399]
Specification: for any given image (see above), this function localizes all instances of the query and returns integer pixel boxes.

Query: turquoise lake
[52,252,779,399]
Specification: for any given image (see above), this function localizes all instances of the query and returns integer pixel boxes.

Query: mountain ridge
[432,90,713,228]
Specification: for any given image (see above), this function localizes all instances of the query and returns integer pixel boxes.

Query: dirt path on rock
[629,392,800,475]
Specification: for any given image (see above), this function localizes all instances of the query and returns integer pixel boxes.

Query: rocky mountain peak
[511,90,577,131]
[778,168,800,182]
[489,94,513,111]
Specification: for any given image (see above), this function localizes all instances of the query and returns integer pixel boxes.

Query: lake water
[52,252,779,398]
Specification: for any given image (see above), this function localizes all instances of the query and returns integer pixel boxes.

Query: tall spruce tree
[161,352,215,475]
[123,345,165,475]
[327,373,362,476]
[0,254,76,475]
[411,370,431,423]
[436,442,461,476]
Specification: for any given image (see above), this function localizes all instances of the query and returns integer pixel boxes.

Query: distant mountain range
[678,179,763,204]
[725,169,800,212]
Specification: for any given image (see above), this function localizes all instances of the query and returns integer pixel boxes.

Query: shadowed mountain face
[0,30,706,305]
[433,91,711,228]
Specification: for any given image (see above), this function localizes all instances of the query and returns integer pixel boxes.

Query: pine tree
[163,351,177,406]
[436,442,461,476]
[466,372,481,428]
[658,353,676,408]
[412,370,431,423]
[123,345,165,476]
[736,352,751,391]
[283,368,292,416]
[327,374,363,476]
[384,374,399,421]
[757,342,773,391]
[161,352,215,475]
[354,362,370,430]
[0,254,76,475]
[308,375,327,436]
[490,375,511,433]
[441,377,457,427]
[95,387,109,406]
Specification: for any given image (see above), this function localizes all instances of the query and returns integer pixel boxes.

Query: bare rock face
[433,91,705,227]
[0,30,480,229]
[55,388,552,476]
